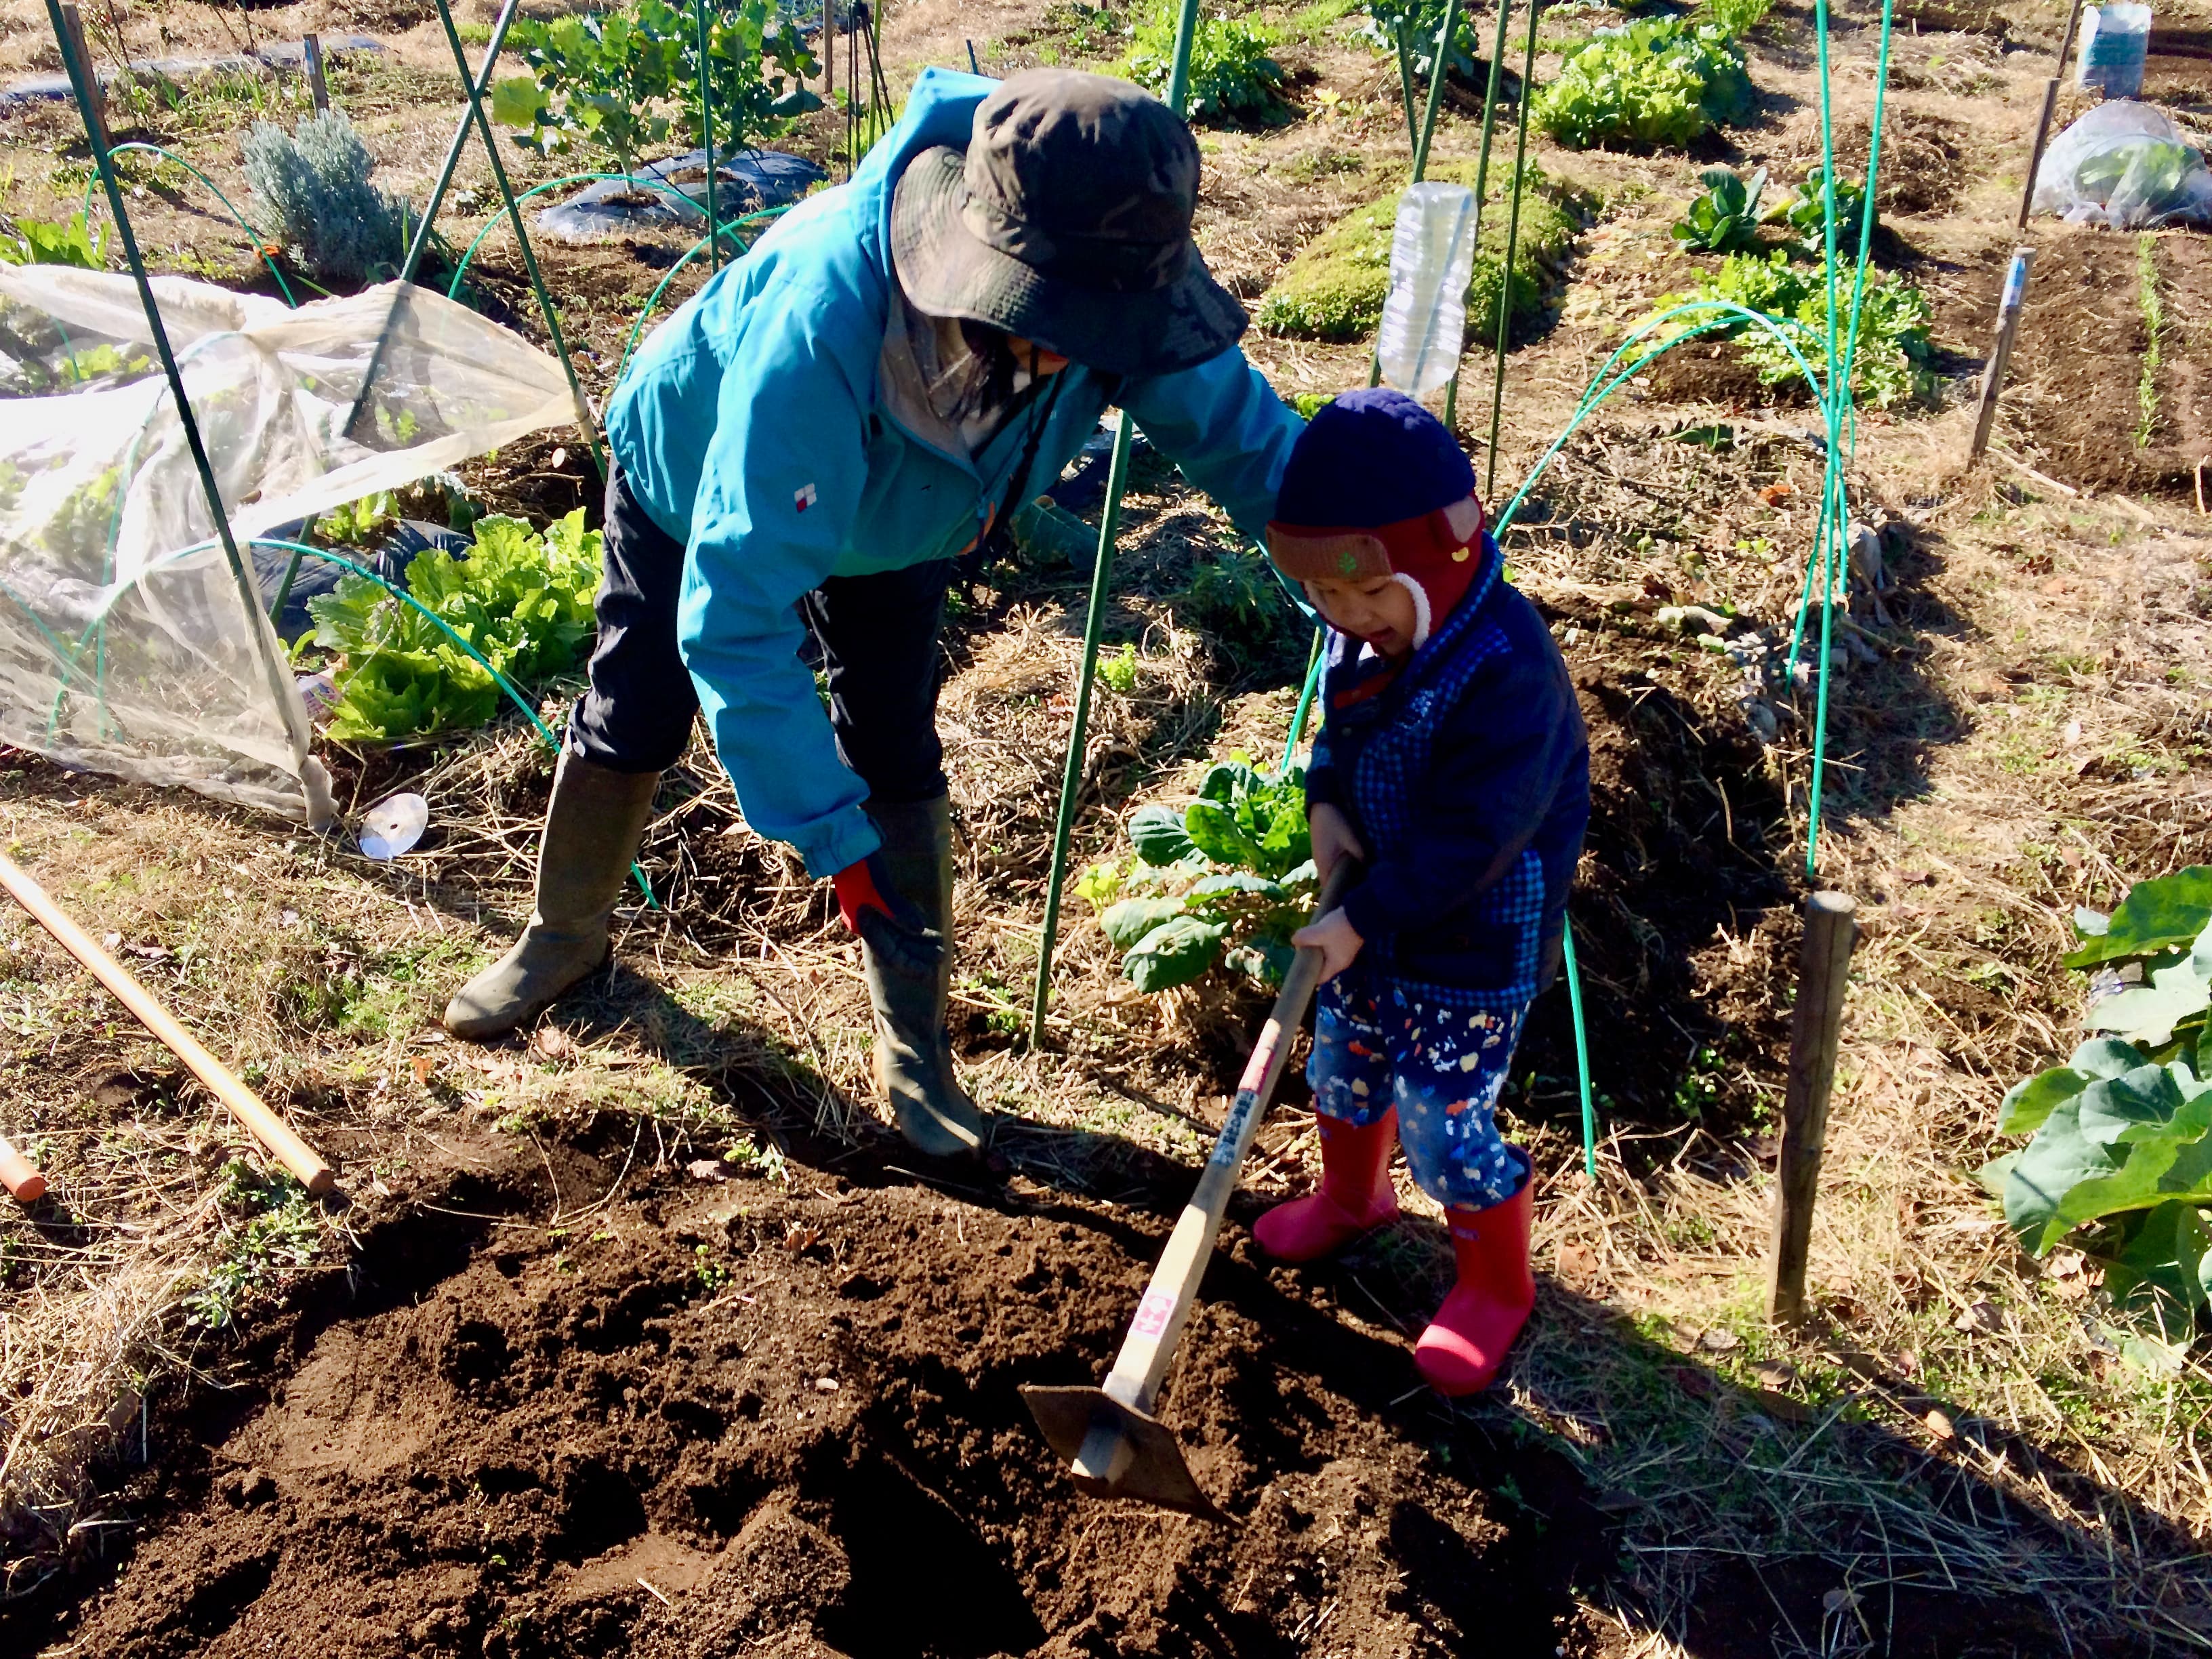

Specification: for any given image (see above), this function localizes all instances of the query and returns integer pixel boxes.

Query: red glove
[832,848,942,978]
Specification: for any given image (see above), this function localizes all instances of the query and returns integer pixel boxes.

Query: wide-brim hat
[890,68,1248,379]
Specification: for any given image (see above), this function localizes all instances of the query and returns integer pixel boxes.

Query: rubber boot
[1252,1109,1400,1263]
[863,794,985,1159]
[443,751,659,1040]
[1414,1176,1536,1397]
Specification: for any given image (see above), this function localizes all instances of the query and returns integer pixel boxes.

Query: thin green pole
[1393,16,1420,158]
[402,0,523,287]
[1468,0,1513,237]
[1562,916,1595,1181]
[1279,625,1325,774]
[1481,0,1540,500]
[428,0,607,479]
[1410,0,1460,182]
[696,0,718,273]
[44,0,306,774]
[1028,0,1202,1048]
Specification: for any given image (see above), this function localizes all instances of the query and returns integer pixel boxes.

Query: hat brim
[890,146,1248,380]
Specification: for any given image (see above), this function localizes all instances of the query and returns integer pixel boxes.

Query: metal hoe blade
[1019,1385,1228,1523]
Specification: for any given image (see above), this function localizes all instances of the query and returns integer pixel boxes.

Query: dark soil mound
[18,1139,1614,1658]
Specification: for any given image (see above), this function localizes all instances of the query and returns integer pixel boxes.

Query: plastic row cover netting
[0,270,577,825]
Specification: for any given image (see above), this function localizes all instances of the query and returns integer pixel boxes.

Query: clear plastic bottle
[2078,3,2152,99]
[1376,182,1478,397]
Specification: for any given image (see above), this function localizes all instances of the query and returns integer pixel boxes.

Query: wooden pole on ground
[304,32,329,112]
[0,853,334,1197]
[2018,0,2086,230]
[57,3,108,153]
[1969,245,2035,461]
[1767,890,1858,1326]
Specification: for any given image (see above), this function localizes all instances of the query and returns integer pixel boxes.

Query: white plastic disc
[359,792,429,861]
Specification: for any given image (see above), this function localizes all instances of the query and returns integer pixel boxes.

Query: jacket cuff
[1304,762,1346,813]
[798,803,884,880]
[1338,882,1396,945]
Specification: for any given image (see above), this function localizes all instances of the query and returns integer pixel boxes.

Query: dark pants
[569,466,953,807]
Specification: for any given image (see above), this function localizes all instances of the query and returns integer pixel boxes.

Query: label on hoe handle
[1131,1286,1178,1339]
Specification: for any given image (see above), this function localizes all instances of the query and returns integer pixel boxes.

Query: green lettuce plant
[1982,868,2212,1328]
[1127,1,1286,123]
[1535,19,1750,150]
[1671,165,1768,253]
[1081,759,1316,991]
[308,509,602,741]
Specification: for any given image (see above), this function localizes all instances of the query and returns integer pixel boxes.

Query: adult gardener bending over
[443,68,1303,1159]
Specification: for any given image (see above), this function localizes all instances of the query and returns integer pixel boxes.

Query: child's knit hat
[1265,388,1486,650]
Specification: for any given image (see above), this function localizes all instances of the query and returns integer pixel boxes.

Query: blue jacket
[606,68,1305,876]
[1307,540,1590,1002]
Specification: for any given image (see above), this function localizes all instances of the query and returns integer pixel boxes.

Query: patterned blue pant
[1306,972,1532,1209]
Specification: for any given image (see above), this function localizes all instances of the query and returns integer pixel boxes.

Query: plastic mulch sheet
[0,269,576,824]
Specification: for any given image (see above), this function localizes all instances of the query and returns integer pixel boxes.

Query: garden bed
[0,0,2209,1653]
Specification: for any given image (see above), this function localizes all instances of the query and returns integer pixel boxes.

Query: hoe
[1022,863,1355,1521]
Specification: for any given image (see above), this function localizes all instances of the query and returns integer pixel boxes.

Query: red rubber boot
[1414,1179,1535,1396]
[1253,1110,1399,1263]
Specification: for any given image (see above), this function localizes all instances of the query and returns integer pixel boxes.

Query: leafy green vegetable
[1,211,104,270]
[496,0,816,184]
[1987,865,2212,1331]
[1088,759,1319,992]
[1534,19,1750,151]
[1641,250,1933,409]
[1777,165,1874,257]
[1355,0,1478,82]
[1672,165,1767,253]
[1126,1,1286,123]
[307,509,602,741]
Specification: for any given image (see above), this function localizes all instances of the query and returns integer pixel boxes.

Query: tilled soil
[28,1137,1612,1659]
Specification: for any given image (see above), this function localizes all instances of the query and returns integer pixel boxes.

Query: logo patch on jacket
[794,482,817,512]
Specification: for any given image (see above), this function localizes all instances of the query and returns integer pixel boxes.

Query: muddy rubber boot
[1252,1109,1400,1263]
[1414,1175,1536,1397]
[863,794,985,1159]
[443,751,660,1040]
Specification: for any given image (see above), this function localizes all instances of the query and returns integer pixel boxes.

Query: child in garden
[1257,388,1589,1395]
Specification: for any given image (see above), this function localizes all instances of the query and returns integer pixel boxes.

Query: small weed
[181,1162,320,1329]
[1099,642,1140,695]
[2135,232,2163,450]
[692,1243,730,1292]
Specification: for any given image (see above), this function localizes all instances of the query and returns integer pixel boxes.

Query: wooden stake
[0,1133,47,1204]
[57,3,109,154]
[822,0,833,95]
[1969,245,2035,462]
[2018,0,2086,230]
[304,32,329,112]
[1767,891,1858,1326]
[0,852,334,1197]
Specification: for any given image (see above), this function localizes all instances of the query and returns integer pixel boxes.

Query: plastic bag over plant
[2032,101,2212,230]
[0,268,575,823]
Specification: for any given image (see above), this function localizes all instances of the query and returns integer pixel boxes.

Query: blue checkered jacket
[1305,538,1589,1003]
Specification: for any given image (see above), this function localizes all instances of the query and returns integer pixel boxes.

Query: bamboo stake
[45,0,309,805]
[694,0,718,271]
[2018,0,2085,230]
[427,0,607,478]
[1483,0,1541,500]
[304,32,329,112]
[1969,245,2035,461]
[58,4,108,155]
[1027,0,1203,1049]
[0,853,333,1197]
[0,1133,47,1204]
[1767,891,1857,1325]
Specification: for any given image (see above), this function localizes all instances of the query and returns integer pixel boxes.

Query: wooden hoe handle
[0,1132,46,1204]
[1097,860,1359,1418]
[0,852,334,1197]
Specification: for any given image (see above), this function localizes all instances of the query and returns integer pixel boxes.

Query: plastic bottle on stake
[1377,182,1477,397]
